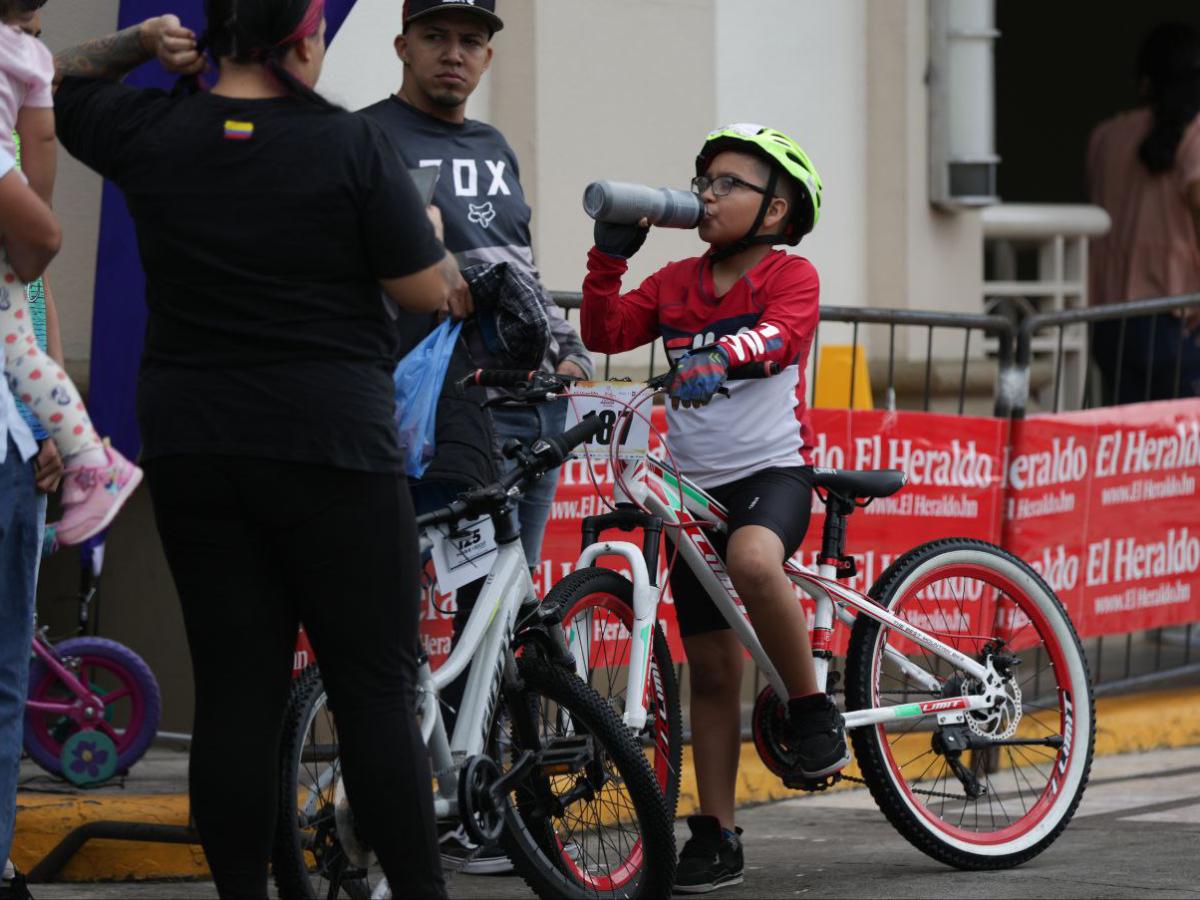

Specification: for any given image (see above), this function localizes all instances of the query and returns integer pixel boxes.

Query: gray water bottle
[582,180,705,229]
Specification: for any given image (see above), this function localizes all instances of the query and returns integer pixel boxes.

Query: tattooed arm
[52,15,204,88]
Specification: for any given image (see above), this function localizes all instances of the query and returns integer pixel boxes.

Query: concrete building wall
[715,0,869,313]
[37,1,120,384]
[864,0,983,366]
[37,1,991,376]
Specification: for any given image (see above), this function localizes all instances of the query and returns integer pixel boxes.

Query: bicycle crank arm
[489,749,536,800]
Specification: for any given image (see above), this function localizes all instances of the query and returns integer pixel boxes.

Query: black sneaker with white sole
[787,693,851,780]
[673,815,744,894]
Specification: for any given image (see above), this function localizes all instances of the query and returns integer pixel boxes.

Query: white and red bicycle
[492,365,1095,871]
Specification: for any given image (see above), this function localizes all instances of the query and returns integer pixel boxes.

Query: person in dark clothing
[1088,22,1200,403]
[362,0,594,577]
[361,0,589,872]
[49,3,464,897]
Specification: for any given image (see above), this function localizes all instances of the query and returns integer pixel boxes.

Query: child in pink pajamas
[0,0,141,545]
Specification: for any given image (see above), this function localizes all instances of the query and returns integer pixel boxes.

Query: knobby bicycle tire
[273,666,371,900]
[845,538,1095,870]
[498,655,676,899]
[546,566,683,816]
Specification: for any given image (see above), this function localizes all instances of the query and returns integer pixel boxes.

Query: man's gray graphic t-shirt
[360,97,591,377]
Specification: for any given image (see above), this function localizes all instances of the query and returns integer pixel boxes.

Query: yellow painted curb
[13,685,1200,882]
[12,793,206,881]
[676,684,1200,818]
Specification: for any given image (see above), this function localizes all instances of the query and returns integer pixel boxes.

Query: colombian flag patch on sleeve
[224,120,254,141]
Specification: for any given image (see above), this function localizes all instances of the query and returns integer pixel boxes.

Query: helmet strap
[710,167,781,262]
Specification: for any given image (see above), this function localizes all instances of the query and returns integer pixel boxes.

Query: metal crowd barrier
[1010,292,1200,693]
[549,290,1200,718]
[553,292,1019,416]
[1012,291,1200,417]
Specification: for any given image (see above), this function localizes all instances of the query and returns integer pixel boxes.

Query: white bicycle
[536,366,1095,870]
[272,410,675,899]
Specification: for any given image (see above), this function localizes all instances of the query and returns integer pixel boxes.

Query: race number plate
[430,515,499,593]
[565,382,653,460]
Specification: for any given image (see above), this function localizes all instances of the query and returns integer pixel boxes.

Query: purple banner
[90,1,359,457]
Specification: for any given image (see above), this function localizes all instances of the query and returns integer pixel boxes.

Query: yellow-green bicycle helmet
[696,123,823,249]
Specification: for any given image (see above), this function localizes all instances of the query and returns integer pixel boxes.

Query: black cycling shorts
[666,466,814,639]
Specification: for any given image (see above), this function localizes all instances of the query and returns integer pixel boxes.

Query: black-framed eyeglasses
[690,174,768,198]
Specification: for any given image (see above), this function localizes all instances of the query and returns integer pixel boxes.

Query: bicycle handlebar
[542,413,608,468]
[414,413,608,531]
[644,359,779,391]
[421,360,779,529]
[467,359,781,396]
[728,360,780,380]
[459,369,540,389]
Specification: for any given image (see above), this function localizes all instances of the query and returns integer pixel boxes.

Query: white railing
[982,203,1111,411]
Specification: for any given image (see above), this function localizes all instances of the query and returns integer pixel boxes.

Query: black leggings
[146,456,445,900]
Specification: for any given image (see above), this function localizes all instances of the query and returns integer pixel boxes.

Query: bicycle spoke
[855,543,1092,862]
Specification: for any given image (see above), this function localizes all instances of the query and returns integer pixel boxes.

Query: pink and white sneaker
[56,445,144,546]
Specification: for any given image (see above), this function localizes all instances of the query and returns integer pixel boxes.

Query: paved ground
[24,745,1200,899]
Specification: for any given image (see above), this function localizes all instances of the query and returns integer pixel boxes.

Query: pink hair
[282,0,324,46]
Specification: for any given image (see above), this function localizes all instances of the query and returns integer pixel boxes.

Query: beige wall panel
[487,0,535,212]
[530,0,716,298]
[903,0,982,323]
[716,0,868,314]
[866,0,909,313]
[36,1,121,379]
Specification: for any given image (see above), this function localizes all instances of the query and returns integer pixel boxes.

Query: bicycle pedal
[782,772,842,793]
[536,735,594,776]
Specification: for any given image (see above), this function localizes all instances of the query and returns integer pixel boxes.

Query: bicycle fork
[572,539,660,732]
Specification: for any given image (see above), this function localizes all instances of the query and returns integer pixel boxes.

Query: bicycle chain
[835,772,984,802]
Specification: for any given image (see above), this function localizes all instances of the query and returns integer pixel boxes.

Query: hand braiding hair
[175,0,336,108]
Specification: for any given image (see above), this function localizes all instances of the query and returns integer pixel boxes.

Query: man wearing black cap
[362,0,592,566]
[360,0,593,874]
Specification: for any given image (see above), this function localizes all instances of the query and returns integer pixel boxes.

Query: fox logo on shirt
[468,202,497,229]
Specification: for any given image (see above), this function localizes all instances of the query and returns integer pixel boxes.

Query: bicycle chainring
[458,754,505,846]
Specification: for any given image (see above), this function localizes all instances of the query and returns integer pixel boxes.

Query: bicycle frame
[305,516,535,900]
[573,450,1001,734]
[25,634,110,727]
[416,531,535,821]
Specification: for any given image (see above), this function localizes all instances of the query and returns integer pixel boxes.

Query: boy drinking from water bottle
[580,124,845,894]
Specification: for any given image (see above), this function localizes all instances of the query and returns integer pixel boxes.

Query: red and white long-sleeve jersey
[582,246,819,488]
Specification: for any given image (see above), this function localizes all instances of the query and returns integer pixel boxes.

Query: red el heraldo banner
[412,399,1200,667]
[419,407,1010,666]
[1003,398,1200,639]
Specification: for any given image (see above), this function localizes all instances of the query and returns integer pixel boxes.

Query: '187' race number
[565,383,652,461]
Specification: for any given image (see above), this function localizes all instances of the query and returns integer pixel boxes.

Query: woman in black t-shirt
[51,3,464,897]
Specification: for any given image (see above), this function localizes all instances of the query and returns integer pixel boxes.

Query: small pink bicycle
[23,529,160,786]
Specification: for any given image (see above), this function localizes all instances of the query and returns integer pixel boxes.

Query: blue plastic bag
[394,319,462,478]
